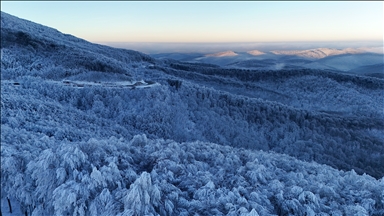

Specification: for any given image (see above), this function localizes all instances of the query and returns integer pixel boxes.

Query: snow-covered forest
[1,11,384,215]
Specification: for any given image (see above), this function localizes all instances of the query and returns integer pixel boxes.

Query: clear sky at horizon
[1,1,383,44]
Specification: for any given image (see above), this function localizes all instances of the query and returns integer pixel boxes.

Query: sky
[1,1,383,53]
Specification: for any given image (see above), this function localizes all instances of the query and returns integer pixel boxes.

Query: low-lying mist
[100,41,383,54]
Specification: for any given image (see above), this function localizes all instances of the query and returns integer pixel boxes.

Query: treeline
[168,62,384,90]
[1,27,156,81]
[178,83,384,178]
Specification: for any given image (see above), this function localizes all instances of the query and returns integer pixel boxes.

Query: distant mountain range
[270,47,369,59]
[151,47,383,78]
[205,50,238,57]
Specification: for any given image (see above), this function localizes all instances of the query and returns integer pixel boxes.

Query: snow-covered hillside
[247,50,266,56]
[1,11,384,216]
[270,48,364,59]
[205,51,238,57]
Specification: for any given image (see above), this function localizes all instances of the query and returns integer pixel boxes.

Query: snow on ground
[59,80,160,89]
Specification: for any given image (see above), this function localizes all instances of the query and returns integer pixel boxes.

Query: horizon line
[96,40,384,44]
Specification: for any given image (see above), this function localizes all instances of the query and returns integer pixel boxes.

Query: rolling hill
[270,48,365,59]
[349,63,384,78]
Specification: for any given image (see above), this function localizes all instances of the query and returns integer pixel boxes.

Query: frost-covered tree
[122,172,160,215]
